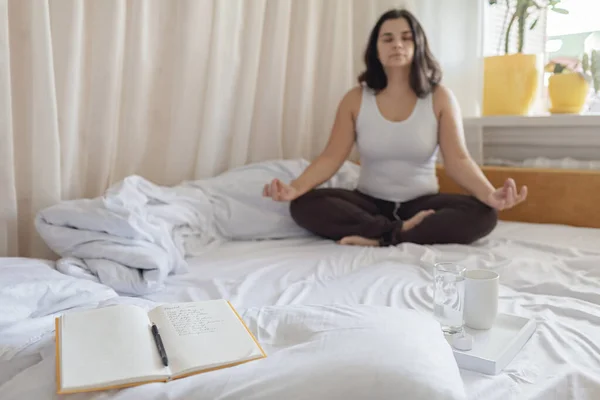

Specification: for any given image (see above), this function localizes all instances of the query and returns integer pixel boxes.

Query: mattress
[138,221,600,400]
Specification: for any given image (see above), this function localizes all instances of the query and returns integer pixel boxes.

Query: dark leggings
[289,188,498,246]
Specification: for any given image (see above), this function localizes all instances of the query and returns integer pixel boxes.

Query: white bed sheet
[138,221,600,400]
[0,265,469,400]
[2,221,599,400]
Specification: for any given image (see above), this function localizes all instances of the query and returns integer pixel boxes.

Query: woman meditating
[263,8,527,247]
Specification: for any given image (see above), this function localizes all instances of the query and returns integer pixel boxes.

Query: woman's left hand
[485,178,528,211]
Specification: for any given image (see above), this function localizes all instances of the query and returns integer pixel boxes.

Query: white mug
[463,269,499,330]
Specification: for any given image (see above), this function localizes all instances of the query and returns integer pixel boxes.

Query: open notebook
[55,299,266,394]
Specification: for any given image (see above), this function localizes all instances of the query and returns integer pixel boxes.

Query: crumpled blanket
[35,175,215,295]
[34,159,361,296]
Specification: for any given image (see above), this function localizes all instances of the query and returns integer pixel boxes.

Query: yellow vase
[483,54,539,116]
[547,73,589,114]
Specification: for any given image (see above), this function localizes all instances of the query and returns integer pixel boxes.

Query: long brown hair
[358,9,442,98]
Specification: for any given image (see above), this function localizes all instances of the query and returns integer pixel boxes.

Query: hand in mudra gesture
[263,178,300,202]
[486,178,528,211]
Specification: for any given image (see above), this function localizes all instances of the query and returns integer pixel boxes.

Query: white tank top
[355,87,440,202]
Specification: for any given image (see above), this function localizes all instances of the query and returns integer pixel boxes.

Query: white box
[450,313,536,375]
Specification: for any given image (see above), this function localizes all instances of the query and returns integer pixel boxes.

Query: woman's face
[377,17,415,69]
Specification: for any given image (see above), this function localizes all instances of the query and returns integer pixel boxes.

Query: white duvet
[34,159,359,296]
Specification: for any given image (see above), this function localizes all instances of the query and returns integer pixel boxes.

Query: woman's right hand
[262,178,300,202]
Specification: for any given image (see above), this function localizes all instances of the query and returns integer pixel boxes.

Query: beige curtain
[0,0,482,258]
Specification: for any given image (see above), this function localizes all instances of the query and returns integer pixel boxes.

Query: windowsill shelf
[462,112,600,164]
[465,113,600,127]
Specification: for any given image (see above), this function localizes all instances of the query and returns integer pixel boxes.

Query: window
[483,0,600,115]
[483,2,547,57]
[545,0,600,65]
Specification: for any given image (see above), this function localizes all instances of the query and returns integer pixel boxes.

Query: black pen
[151,323,169,367]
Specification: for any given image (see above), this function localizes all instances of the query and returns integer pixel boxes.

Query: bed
[1,161,600,400]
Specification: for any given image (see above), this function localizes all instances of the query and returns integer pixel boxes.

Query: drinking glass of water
[433,262,466,335]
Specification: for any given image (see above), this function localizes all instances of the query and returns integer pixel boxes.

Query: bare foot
[402,209,435,231]
[338,235,380,247]
[337,210,435,247]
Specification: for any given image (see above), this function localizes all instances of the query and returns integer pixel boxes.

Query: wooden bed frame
[436,165,600,229]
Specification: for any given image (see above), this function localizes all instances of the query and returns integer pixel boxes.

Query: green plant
[488,0,569,55]
[582,50,600,93]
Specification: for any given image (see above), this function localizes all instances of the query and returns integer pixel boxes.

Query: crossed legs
[289,188,498,246]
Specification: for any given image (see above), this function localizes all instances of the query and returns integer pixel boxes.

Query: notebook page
[60,304,169,391]
[148,300,264,376]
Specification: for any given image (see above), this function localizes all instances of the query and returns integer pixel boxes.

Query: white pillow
[0,258,118,329]
[187,158,360,241]
[117,304,467,400]
[231,304,468,400]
